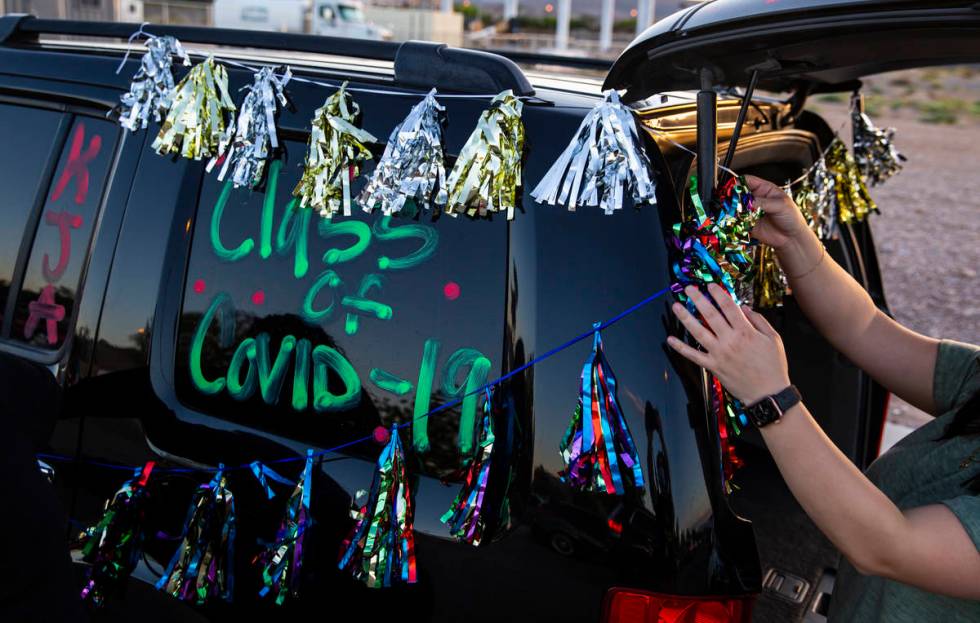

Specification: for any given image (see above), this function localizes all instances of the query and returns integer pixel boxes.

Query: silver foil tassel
[358,89,447,216]
[851,94,905,186]
[531,90,657,214]
[795,156,837,240]
[117,35,190,132]
[208,66,291,188]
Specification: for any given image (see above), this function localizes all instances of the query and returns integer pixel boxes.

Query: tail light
[602,588,754,623]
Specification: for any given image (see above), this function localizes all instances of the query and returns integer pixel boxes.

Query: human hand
[667,283,791,405]
[743,175,811,251]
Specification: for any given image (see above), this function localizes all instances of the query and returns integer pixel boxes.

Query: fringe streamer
[753,244,787,308]
[152,56,236,160]
[208,66,291,188]
[851,93,905,186]
[359,88,448,216]
[711,375,745,493]
[531,90,657,214]
[338,427,417,587]
[155,466,236,605]
[559,328,644,495]
[293,82,376,218]
[254,450,315,605]
[439,90,524,220]
[117,35,190,132]
[78,461,155,607]
[794,156,838,240]
[441,389,495,545]
[825,138,877,225]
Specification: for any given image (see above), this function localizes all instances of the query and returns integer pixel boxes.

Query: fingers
[743,175,782,198]
[742,306,779,338]
[666,336,712,369]
[705,283,752,330]
[671,302,718,349]
[684,286,730,334]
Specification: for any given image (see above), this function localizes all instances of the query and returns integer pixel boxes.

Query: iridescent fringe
[294,82,376,218]
[559,329,644,495]
[254,450,314,605]
[711,375,746,493]
[531,90,657,214]
[439,90,524,220]
[155,466,236,605]
[338,427,417,587]
[825,138,877,225]
[117,35,189,132]
[753,244,787,308]
[441,390,495,545]
[851,93,905,186]
[359,88,447,216]
[78,461,155,607]
[152,56,236,160]
[794,156,838,240]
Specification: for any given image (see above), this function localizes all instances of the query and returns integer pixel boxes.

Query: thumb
[743,175,782,198]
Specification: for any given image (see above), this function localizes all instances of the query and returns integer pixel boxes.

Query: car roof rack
[0,14,535,96]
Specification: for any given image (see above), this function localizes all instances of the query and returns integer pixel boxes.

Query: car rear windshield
[174,142,507,477]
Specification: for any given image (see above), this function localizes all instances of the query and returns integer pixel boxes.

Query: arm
[744,175,939,414]
[667,285,980,599]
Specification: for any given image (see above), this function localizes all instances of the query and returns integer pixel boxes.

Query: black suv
[1,2,977,622]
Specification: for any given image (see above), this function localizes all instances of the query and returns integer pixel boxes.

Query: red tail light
[602,588,753,623]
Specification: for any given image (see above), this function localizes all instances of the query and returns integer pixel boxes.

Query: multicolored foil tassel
[441,390,495,545]
[531,90,657,214]
[439,90,524,220]
[117,35,189,132]
[359,88,448,215]
[753,244,787,308]
[339,427,417,587]
[156,466,236,605]
[711,375,745,493]
[825,138,877,225]
[254,450,315,605]
[208,66,291,188]
[152,56,236,160]
[851,93,905,186]
[294,82,376,218]
[559,328,644,495]
[670,175,762,311]
[78,461,155,607]
[794,156,838,240]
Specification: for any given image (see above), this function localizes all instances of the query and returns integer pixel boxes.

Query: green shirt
[829,339,980,622]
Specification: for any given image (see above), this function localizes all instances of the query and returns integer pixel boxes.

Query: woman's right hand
[743,175,812,250]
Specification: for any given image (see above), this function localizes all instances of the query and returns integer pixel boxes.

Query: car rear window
[174,144,507,477]
[8,116,117,350]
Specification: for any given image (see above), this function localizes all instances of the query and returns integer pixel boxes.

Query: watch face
[750,397,781,427]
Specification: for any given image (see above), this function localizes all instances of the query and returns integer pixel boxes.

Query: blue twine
[37,286,671,475]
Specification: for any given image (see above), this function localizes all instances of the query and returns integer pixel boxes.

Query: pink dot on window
[192,279,206,294]
[373,426,390,445]
[71,215,83,228]
[251,290,265,305]
[443,281,461,301]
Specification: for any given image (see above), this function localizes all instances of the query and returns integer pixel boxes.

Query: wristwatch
[744,385,802,428]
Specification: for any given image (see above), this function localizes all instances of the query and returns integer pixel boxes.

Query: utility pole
[599,0,615,51]
[440,0,453,13]
[555,0,571,51]
[635,0,656,36]
[504,0,519,22]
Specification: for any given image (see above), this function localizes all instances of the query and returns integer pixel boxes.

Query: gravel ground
[813,103,979,427]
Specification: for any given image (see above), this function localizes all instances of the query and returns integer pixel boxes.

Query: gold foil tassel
[825,138,876,224]
[293,82,376,218]
[439,90,524,220]
[152,56,236,160]
[753,244,788,308]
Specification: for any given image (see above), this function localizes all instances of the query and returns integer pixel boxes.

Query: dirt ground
[809,70,980,427]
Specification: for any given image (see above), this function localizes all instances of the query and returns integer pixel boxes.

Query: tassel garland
[152,56,237,160]
[339,427,417,587]
[78,461,156,607]
[254,450,315,605]
[753,244,787,308]
[825,138,877,225]
[208,66,291,188]
[359,88,448,216]
[794,156,838,240]
[293,82,376,218]
[156,467,236,605]
[711,375,745,493]
[531,90,657,214]
[851,94,905,186]
[117,35,189,132]
[441,390,495,545]
[559,328,644,495]
[439,90,524,219]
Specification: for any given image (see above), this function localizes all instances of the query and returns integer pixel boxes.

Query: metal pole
[697,68,717,208]
[635,0,653,36]
[504,0,519,22]
[721,69,760,171]
[440,0,453,13]
[556,0,571,51]
[599,0,614,52]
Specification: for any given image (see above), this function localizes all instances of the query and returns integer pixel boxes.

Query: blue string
[37,286,671,475]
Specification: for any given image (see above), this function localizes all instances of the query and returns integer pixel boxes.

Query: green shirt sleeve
[933,340,980,415]
[943,495,980,551]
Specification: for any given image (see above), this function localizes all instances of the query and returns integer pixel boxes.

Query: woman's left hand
[667,283,791,405]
